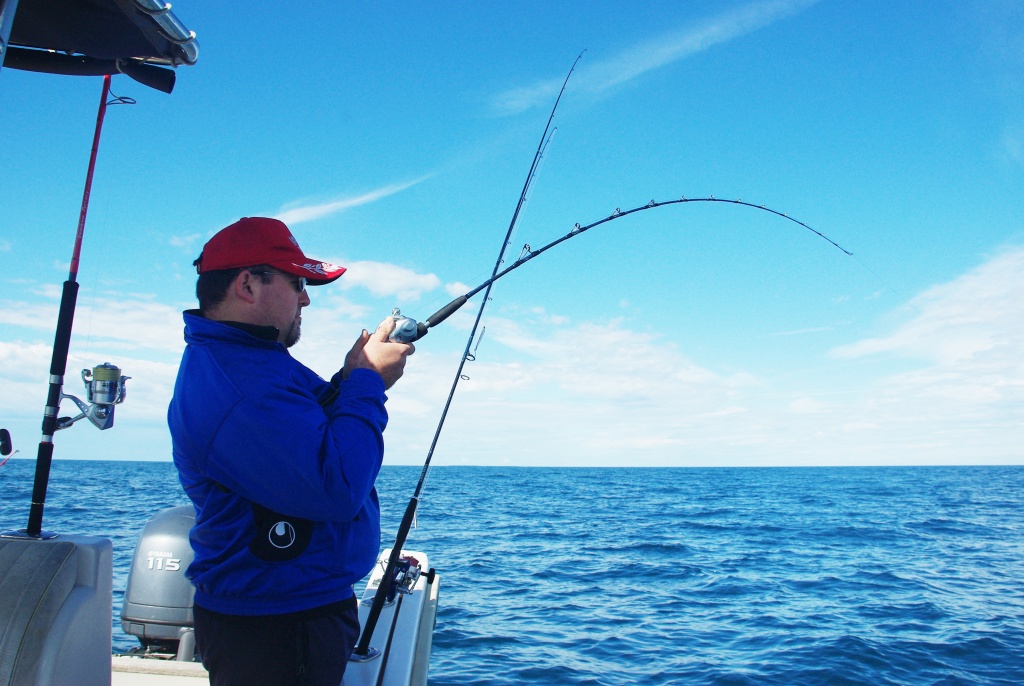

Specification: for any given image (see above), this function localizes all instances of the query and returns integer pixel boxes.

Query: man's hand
[342,317,415,389]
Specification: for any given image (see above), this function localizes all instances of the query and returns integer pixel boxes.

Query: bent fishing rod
[389,196,852,344]
[351,51,586,663]
[353,52,854,661]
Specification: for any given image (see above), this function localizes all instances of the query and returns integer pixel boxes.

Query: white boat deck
[112,656,208,684]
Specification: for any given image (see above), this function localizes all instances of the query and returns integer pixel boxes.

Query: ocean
[1,460,1022,685]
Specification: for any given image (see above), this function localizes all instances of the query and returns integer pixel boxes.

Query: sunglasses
[249,270,307,293]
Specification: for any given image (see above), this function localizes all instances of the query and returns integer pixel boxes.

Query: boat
[112,506,438,686]
[0,2,438,683]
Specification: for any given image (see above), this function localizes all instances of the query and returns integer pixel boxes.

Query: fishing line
[73,88,137,389]
[849,253,923,315]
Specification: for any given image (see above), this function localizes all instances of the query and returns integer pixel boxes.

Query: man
[168,217,414,685]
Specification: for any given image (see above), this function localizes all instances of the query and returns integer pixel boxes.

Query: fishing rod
[2,75,131,539]
[389,196,852,344]
[352,51,586,663]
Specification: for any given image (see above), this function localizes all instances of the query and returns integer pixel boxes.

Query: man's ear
[232,270,259,305]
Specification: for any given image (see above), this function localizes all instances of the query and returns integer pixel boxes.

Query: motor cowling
[120,505,196,656]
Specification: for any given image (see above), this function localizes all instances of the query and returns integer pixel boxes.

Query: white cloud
[377,249,1024,466]
[4,248,1019,466]
[0,340,56,413]
[491,0,820,115]
[0,340,179,423]
[378,314,773,465]
[35,295,186,354]
[0,300,58,331]
[336,260,441,301]
[168,233,203,250]
[833,248,1024,365]
[788,397,829,414]
[769,326,834,337]
[839,247,1024,446]
[0,287,186,424]
[445,282,471,298]
[484,317,729,400]
[165,179,431,257]
[492,77,568,118]
[274,179,429,226]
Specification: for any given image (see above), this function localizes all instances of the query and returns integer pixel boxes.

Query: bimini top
[2,0,199,93]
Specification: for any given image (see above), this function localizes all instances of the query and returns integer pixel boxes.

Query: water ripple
[2,462,1023,684]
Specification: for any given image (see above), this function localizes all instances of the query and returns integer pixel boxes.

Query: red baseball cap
[194,217,346,285]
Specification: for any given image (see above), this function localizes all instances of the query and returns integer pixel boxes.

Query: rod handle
[352,497,419,656]
[425,295,469,329]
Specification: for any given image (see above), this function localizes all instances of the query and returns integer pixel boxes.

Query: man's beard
[283,321,301,348]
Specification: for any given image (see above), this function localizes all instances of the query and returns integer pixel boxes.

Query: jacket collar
[184,309,280,343]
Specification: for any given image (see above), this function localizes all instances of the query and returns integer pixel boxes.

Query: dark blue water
[2,461,1022,685]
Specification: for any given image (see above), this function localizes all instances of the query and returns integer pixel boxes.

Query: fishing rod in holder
[2,75,132,540]
[389,196,853,344]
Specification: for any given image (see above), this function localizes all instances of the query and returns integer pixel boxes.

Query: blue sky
[1,0,1021,466]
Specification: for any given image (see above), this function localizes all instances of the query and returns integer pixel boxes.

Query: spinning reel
[57,362,130,431]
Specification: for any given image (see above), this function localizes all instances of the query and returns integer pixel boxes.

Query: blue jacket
[168,311,386,615]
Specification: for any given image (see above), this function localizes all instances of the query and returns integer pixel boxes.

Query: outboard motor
[120,505,197,660]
